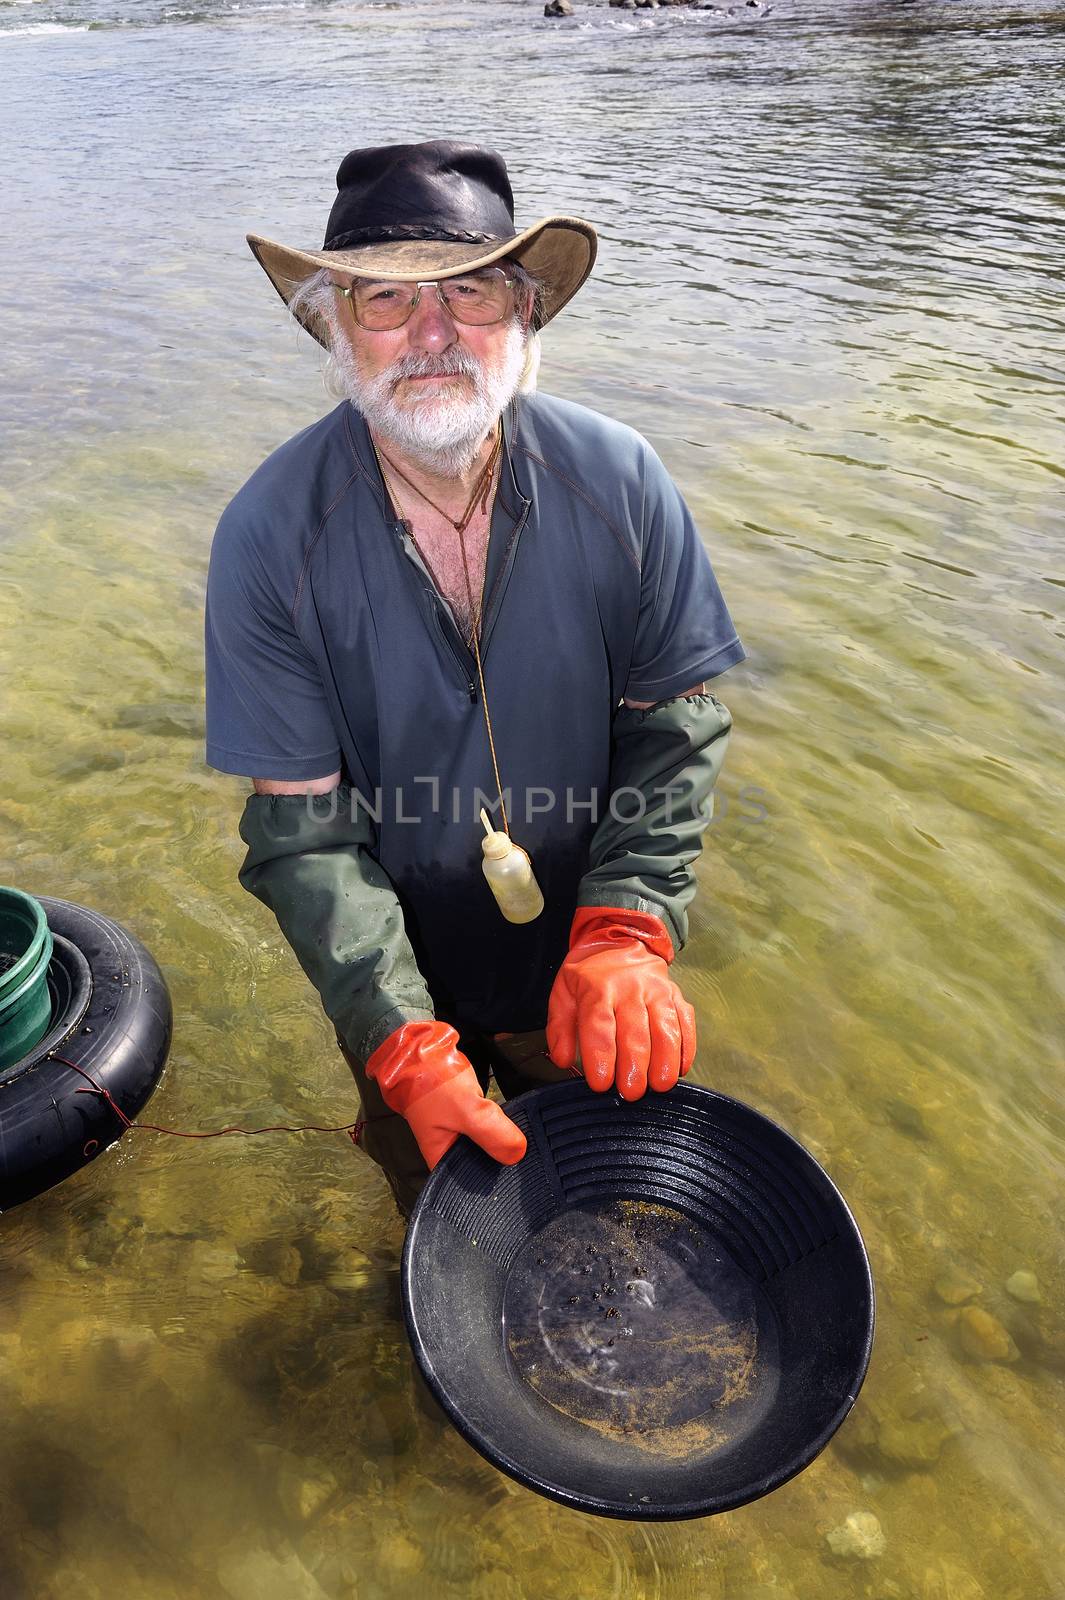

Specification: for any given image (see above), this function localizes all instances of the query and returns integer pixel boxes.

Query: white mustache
[387,350,480,388]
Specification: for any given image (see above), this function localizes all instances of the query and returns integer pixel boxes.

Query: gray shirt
[205,393,744,1031]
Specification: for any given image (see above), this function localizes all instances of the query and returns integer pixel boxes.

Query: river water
[1,0,1063,1596]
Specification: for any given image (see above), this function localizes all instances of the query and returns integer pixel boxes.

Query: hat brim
[247,216,597,346]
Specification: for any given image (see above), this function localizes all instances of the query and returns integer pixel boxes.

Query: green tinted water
[1,1,1063,1596]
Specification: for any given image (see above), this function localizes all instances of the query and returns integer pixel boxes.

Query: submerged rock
[241,1237,304,1287]
[885,1096,931,1139]
[999,1302,1044,1361]
[277,1455,339,1524]
[923,1558,986,1600]
[325,1246,374,1294]
[826,1510,886,1560]
[111,700,205,739]
[379,1532,425,1578]
[251,1441,338,1524]
[934,1266,981,1306]
[957,1306,1019,1363]
[217,1544,330,1600]
[831,1403,878,1468]
[876,1417,950,1469]
[188,1242,241,1284]
[1005,1269,1041,1304]
[359,1390,418,1458]
[299,1524,363,1595]
[544,0,573,14]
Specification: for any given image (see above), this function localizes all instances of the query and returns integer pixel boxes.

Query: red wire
[51,1056,365,1146]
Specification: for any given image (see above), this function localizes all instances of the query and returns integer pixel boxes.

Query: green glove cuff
[238,784,434,1062]
[577,691,733,952]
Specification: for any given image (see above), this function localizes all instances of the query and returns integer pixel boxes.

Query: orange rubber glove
[365,1019,527,1171]
[546,908,696,1101]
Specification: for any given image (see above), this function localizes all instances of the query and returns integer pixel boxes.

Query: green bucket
[0,886,55,1072]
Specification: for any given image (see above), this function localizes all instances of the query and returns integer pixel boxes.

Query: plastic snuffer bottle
[479,809,545,925]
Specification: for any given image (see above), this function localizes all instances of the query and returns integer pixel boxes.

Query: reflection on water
[1,0,1064,1595]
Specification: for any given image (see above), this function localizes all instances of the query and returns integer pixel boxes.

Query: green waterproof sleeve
[237,784,434,1062]
[576,692,733,953]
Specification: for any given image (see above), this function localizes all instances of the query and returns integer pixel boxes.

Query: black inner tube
[0,897,172,1210]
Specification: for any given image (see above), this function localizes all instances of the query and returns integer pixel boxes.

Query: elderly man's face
[328,269,532,473]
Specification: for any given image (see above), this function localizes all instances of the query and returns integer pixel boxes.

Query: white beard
[332,320,528,478]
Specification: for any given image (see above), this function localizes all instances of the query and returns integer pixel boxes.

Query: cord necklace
[374,429,512,837]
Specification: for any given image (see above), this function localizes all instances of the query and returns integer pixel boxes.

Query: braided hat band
[247,139,597,345]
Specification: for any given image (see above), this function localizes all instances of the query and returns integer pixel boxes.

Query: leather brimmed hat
[248,140,597,342]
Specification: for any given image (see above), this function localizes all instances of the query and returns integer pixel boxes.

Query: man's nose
[406,285,458,353]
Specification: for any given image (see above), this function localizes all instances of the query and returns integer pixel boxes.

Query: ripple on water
[2,1,1064,1595]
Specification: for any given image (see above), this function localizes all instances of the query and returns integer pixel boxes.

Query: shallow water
[1,0,1064,1595]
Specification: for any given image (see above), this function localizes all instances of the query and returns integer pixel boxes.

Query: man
[205,141,745,1217]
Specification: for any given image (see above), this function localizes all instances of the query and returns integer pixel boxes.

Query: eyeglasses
[334,267,516,331]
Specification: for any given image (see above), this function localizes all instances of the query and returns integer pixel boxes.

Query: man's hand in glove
[366,1020,528,1170]
[546,908,696,1100]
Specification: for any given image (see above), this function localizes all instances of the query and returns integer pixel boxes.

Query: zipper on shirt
[430,596,478,703]
[391,516,479,702]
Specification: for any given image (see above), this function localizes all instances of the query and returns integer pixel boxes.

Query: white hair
[287,262,543,400]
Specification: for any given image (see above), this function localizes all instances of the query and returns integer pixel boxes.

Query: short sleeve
[624,449,745,702]
[204,506,341,780]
